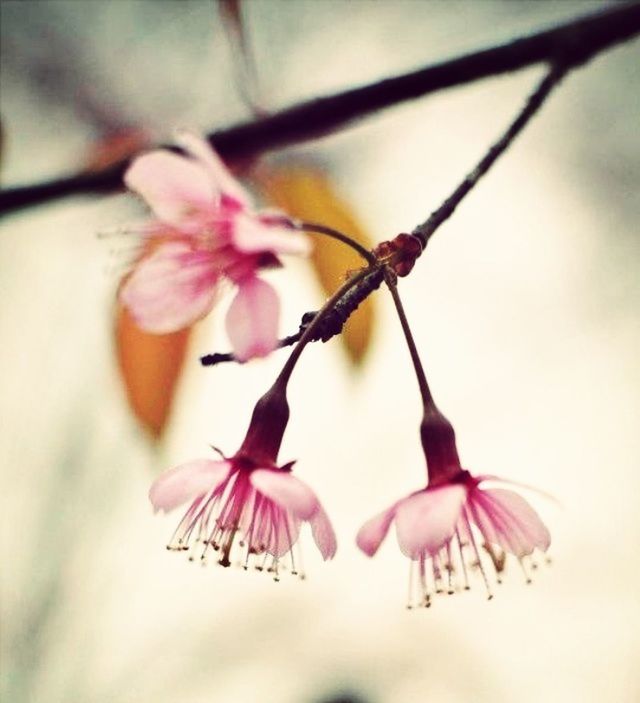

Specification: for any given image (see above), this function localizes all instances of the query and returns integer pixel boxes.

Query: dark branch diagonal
[201,61,568,365]
[412,62,567,248]
[1,3,639,217]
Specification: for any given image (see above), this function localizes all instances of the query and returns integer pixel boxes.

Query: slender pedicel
[384,271,460,483]
[297,220,377,265]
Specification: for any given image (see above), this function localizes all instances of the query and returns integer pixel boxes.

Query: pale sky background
[1,2,639,703]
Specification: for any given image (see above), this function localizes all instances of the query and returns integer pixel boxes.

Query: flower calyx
[420,407,462,486]
[237,381,290,465]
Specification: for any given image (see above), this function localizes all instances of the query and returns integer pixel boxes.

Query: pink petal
[265,508,302,559]
[477,488,551,556]
[124,150,216,223]
[250,469,319,519]
[232,213,311,256]
[310,505,337,560]
[120,242,219,333]
[475,474,558,503]
[225,276,279,361]
[467,497,527,557]
[149,459,230,513]
[242,492,301,558]
[465,498,505,550]
[355,504,398,557]
[395,485,467,559]
[175,131,251,207]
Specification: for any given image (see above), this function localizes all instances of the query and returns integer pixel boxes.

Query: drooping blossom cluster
[124,137,552,600]
[121,132,310,361]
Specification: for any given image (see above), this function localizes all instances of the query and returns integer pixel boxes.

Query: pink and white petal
[125,150,216,223]
[149,459,230,513]
[469,496,529,557]
[121,243,219,333]
[310,505,337,560]
[480,488,551,554]
[395,485,467,560]
[475,474,559,504]
[466,496,521,556]
[225,276,279,361]
[265,509,302,559]
[250,469,319,520]
[355,504,398,557]
[232,213,311,256]
[175,131,251,207]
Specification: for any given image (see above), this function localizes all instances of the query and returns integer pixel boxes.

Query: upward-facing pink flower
[120,132,310,361]
[149,385,336,578]
[357,469,550,606]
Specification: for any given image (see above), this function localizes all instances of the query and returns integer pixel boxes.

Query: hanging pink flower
[120,132,310,361]
[356,469,550,606]
[150,456,335,578]
[149,384,336,578]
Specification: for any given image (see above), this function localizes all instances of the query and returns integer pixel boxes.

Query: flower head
[356,469,550,607]
[120,132,310,361]
[149,385,336,578]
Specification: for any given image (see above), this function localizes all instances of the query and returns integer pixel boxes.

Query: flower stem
[241,263,380,460]
[385,271,460,481]
[384,271,434,411]
[275,264,380,388]
[298,221,376,265]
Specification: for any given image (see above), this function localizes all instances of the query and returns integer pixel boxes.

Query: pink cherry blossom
[150,454,336,579]
[120,131,310,361]
[356,469,550,606]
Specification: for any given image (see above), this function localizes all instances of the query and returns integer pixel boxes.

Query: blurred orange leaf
[85,127,151,173]
[115,305,191,439]
[255,163,376,365]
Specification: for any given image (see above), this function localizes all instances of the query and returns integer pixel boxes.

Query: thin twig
[201,62,569,364]
[201,328,305,366]
[412,62,567,247]
[298,221,376,264]
[201,265,385,367]
[274,265,380,386]
[1,3,638,216]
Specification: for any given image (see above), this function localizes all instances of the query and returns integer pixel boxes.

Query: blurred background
[1,1,639,702]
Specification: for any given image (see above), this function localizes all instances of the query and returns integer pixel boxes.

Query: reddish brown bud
[373,233,422,277]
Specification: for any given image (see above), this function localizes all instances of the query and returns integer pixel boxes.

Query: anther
[518,558,533,584]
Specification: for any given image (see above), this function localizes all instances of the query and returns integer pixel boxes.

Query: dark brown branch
[1,2,639,217]
[412,62,567,247]
[200,266,385,366]
[201,62,569,364]
[201,328,304,366]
